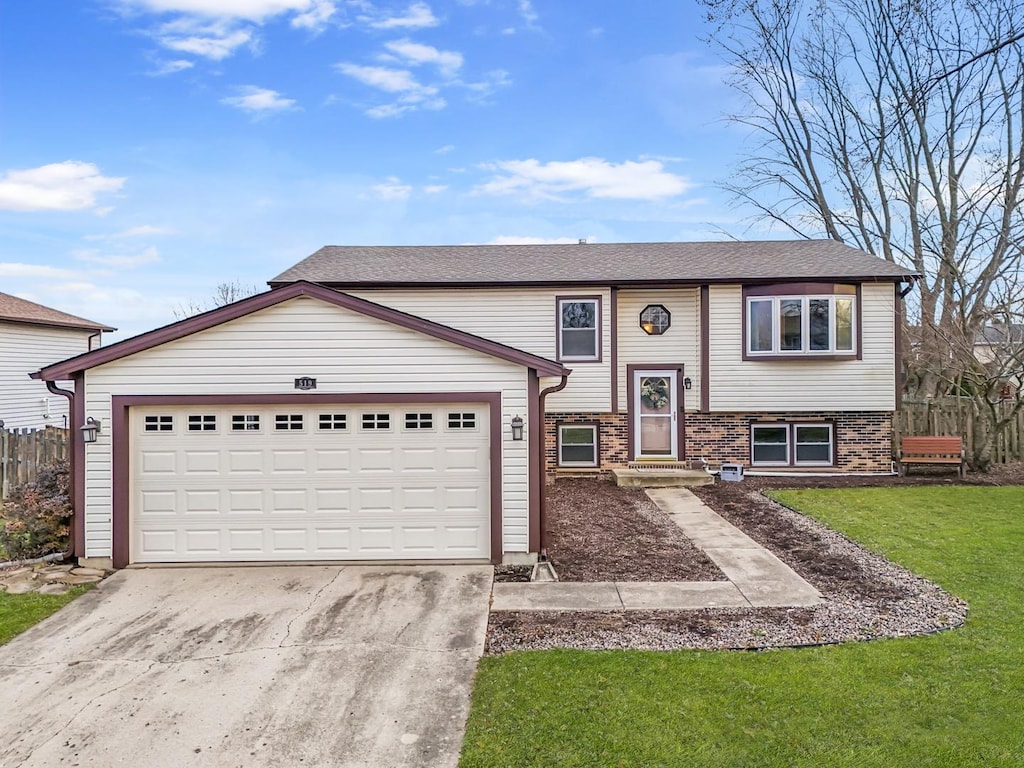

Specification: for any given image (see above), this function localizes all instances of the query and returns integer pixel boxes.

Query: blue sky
[1,0,749,341]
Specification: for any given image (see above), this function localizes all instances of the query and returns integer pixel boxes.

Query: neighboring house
[33,240,916,569]
[0,292,113,430]
[974,323,1024,395]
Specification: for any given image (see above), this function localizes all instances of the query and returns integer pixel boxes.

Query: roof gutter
[537,374,569,561]
[43,380,78,562]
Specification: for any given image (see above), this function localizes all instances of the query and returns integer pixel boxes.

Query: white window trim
[750,422,835,467]
[750,424,790,466]
[793,422,834,466]
[557,424,599,468]
[746,295,856,356]
[557,298,600,362]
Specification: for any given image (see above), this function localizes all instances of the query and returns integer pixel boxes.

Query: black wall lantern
[640,304,671,335]
[80,417,101,444]
[510,414,524,441]
[684,377,693,390]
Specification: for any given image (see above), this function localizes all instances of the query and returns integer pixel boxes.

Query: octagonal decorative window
[640,304,671,335]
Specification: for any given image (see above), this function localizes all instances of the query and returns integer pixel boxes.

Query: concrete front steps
[611,462,714,488]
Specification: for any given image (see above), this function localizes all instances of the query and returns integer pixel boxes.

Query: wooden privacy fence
[1,427,70,501]
[894,399,1024,464]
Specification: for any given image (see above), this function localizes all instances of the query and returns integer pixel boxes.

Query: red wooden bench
[898,436,967,478]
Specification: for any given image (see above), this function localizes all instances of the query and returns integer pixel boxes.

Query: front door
[632,369,679,460]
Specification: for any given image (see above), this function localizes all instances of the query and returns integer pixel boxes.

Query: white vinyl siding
[80,296,532,559]
[708,283,896,411]
[616,289,701,412]
[0,322,95,430]
[349,288,611,412]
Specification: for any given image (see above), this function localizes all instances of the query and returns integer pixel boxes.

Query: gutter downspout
[537,374,569,561]
[44,380,76,562]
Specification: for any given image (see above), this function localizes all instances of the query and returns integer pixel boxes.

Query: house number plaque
[294,377,317,390]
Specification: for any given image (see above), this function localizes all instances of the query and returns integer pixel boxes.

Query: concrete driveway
[0,565,492,768]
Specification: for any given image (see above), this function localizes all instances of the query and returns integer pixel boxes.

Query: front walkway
[491,487,821,611]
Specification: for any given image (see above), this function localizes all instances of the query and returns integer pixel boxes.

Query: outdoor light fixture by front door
[511,415,524,441]
[80,417,101,444]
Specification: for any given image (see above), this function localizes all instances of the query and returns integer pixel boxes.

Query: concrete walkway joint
[491,487,821,612]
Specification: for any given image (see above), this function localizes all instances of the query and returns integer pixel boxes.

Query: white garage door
[130,403,490,563]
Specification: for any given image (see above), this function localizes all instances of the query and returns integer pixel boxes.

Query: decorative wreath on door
[641,377,670,409]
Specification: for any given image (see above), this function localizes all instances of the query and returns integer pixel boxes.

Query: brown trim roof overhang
[32,280,568,380]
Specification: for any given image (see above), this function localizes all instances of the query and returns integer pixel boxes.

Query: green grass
[460,486,1024,767]
[0,586,91,646]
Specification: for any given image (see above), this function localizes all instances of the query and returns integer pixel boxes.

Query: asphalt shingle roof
[0,291,114,331]
[269,240,918,287]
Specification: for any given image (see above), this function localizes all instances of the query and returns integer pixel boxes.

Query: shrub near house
[0,464,71,560]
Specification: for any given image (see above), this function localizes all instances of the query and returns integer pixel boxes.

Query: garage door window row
[140,409,480,435]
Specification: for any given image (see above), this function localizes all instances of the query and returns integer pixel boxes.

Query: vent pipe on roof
[578,238,587,245]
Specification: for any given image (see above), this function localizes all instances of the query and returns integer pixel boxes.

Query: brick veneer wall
[544,411,893,474]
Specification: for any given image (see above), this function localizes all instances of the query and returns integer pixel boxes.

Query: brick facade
[544,410,893,474]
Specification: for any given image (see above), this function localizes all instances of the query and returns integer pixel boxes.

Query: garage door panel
[271,450,307,473]
[132,403,490,563]
[228,450,264,473]
[184,451,220,474]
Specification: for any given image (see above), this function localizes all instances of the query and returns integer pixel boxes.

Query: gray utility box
[719,463,745,482]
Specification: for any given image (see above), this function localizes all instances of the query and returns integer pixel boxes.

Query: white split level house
[32,240,918,570]
[1,291,112,431]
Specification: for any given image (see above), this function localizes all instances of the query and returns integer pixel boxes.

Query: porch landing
[611,464,714,488]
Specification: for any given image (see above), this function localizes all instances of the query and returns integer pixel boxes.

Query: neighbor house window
[745,288,856,357]
[557,297,600,361]
[750,423,834,466]
[558,424,598,467]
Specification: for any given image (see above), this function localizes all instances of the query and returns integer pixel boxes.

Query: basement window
[558,424,599,467]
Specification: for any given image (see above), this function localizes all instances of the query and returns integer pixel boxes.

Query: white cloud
[291,0,336,29]
[336,63,421,93]
[221,85,297,115]
[336,62,444,116]
[118,1,339,59]
[117,1,324,22]
[0,262,83,280]
[365,2,438,29]
[517,0,538,28]
[156,19,254,60]
[371,177,412,199]
[476,157,694,201]
[73,246,162,269]
[383,39,462,77]
[84,225,173,241]
[487,236,587,245]
[0,161,126,212]
[463,68,511,98]
[434,144,455,154]
[423,184,448,193]
[147,58,195,75]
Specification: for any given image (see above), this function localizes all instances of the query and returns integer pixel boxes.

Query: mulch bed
[484,466,1023,654]
[537,477,724,582]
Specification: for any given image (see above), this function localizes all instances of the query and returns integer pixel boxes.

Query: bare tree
[702,0,1024,469]
[173,280,262,319]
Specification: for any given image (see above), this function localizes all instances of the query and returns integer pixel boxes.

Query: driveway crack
[279,568,343,648]
[1,659,157,766]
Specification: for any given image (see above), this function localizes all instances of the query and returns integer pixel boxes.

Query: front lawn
[461,486,1024,767]
[0,587,91,646]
